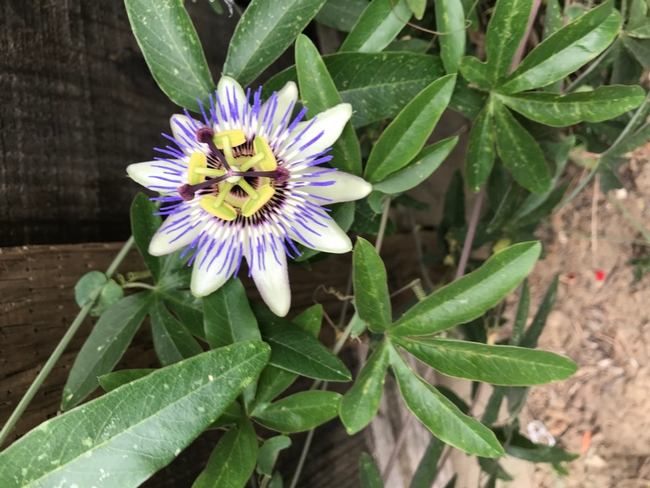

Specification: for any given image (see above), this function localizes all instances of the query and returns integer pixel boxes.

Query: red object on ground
[595,270,606,281]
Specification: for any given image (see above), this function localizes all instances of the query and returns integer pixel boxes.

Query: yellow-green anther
[200,196,237,221]
[188,152,208,185]
[237,179,259,199]
[253,136,277,171]
[238,152,266,171]
[241,185,275,217]
[214,130,246,149]
[213,182,234,207]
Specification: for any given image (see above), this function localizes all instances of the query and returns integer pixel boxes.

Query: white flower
[127,76,371,317]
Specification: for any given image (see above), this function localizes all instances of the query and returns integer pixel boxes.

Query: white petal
[190,233,239,297]
[170,114,203,153]
[127,160,185,191]
[248,240,290,317]
[259,81,298,138]
[296,170,372,204]
[281,104,352,164]
[289,215,352,254]
[149,215,207,256]
[217,76,248,130]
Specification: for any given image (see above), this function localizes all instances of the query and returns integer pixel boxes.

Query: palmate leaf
[223,0,327,87]
[0,343,270,488]
[263,52,445,128]
[390,242,541,336]
[124,0,216,111]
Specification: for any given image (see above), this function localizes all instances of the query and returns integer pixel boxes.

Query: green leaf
[478,457,513,481]
[407,0,426,19]
[1,343,270,488]
[409,436,444,488]
[295,34,362,176]
[497,3,621,94]
[484,0,533,84]
[131,193,164,281]
[269,472,284,488]
[253,391,342,432]
[292,304,323,338]
[385,38,432,53]
[258,436,292,476]
[124,0,215,111]
[449,75,489,119]
[353,238,392,332]
[315,0,369,32]
[629,24,650,39]
[481,386,505,427]
[623,36,650,69]
[364,74,456,182]
[393,336,578,385]
[373,137,458,194]
[223,0,327,87]
[390,242,541,336]
[458,56,493,91]
[493,428,578,463]
[541,0,563,92]
[253,304,352,381]
[163,290,206,341]
[193,420,258,488]
[92,281,125,317]
[150,298,203,366]
[75,271,107,307]
[61,292,154,410]
[493,101,551,195]
[339,341,390,434]
[520,274,559,349]
[435,0,466,73]
[203,278,261,349]
[207,0,224,14]
[341,0,413,53]
[389,344,504,457]
[510,182,568,227]
[497,85,645,127]
[360,453,384,488]
[263,52,445,128]
[208,401,245,430]
[511,280,529,346]
[98,368,156,392]
[466,102,496,192]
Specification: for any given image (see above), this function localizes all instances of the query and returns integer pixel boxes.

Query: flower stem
[0,236,136,448]
[289,199,392,488]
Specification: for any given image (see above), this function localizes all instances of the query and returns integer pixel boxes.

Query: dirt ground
[515,151,650,488]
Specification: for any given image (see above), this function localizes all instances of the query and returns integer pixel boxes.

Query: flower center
[177,127,290,221]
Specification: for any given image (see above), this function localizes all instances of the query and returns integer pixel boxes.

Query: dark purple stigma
[177,174,229,201]
[196,126,230,171]
[242,166,290,184]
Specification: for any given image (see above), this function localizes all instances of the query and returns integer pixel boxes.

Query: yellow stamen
[213,130,246,149]
[241,185,275,217]
[237,179,259,199]
[253,136,277,171]
[238,152,266,171]
[188,152,208,185]
[193,167,226,178]
[200,195,237,221]
[216,135,237,168]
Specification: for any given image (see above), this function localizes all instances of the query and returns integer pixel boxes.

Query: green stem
[122,282,156,290]
[0,236,136,448]
[289,200,392,488]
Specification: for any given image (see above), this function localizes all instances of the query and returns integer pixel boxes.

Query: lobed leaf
[341,0,413,53]
[391,242,541,336]
[364,74,456,182]
[295,35,362,175]
[392,336,578,386]
[223,0,327,87]
[263,52,445,128]
[62,292,154,410]
[0,343,270,488]
[389,344,504,457]
[124,0,216,110]
[339,342,390,434]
